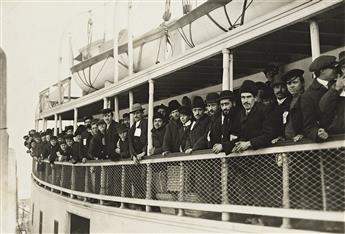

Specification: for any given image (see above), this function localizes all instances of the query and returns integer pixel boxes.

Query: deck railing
[32,137,345,230]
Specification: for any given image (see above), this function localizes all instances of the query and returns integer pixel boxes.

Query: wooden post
[120,165,126,209]
[58,115,62,134]
[70,166,76,198]
[281,153,291,228]
[58,81,62,104]
[44,162,49,184]
[114,96,119,122]
[51,165,55,192]
[67,78,71,102]
[127,0,134,77]
[113,1,119,83]
[103,97,109,109]
[60,166,65,194]
[222,49,232,91]
[147,80,154,156]
[84,166,89,202]
[100,166,106,205]
[229,51,234,91]
[43,118,47,131]
[35,120,39,132]
[146,164,153,212]
[90,166,96,194]
[73,108,78,132]
[129,91,134,126]
[177,162,185,216]
[221,158,230,221]
[309,20,320,61]
[54,114,58,136]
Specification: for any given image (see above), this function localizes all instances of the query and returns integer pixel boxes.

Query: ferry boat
[29,0,345,233]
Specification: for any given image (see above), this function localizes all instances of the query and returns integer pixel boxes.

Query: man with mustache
[205,92,222,148]
[301,55,338,141]
[185,96,210,154]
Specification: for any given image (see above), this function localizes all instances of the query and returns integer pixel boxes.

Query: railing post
[100,166,106,205]
[147,79,154,156]
[146,163,153,212]
[320,157,327,211]
[54,114,58,136]
[90,166,96,194]
[281,153,291,228]
[120,165,126,209]
[51,165,55,192]
[73,108,78,132]
[70,166,76,198]
[177,162,185,216]
[84,166,89,202]
[222,49,233,91]
[60,165,65,194]
[221,158,230,221]
[44,162,49,183]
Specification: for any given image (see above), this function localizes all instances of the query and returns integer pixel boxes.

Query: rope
[188,23,195,48]
[206,13,228,32]
[155,36,163,64]
[232,0,254,27]
[92,56,110,86]
[177,27,194,48]
[223,6,233,28]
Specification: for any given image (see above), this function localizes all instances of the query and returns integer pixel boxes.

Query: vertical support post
[222,49,231,91]
[54,114,58,136]
[320,157,327,211]
[281,153,291,228]
[73,108,78,132]
[60,165,65,194]
[129,91,134,126]
[146,163,153,212]
[58,81,62,104]
[44,162,49,183]
[113,1,119,83]
[51,165,55,191]
[114,96,119,122]
[58,115,62,134]
[70,166,76,198]
[68,78,71,102]
[177,162,185,216]
[229,51,234,91]
[309,20,320,61]
[103,97,109,109]
[43,118,47,131]
[35,119,39,132]
[127,0,134,77]
[221,158,230,221]
[147,79,154,156]
[84,166,89,202]
[120,165,126,209]
[100,166,106,205]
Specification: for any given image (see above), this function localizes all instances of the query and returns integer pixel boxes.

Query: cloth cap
[270,76,285,87]
[50,136,57,141]
[122,113,129,119]
[65,125,73,131]
[205,92,220,104]
[74,125,86,136]
[153,112,165,121]
[101,108,114,115]
[97,119,106,126]
[263,64,279,75]
[219,90,234,101]
[240,80,258,97]
[281,69,304,83]
[116,124,129,134]
[129,103,145,114]
[83,116,93,121]
[192,96,205,109]
[168,100,181,112]
[309,55,337,72]
[178,106,192,116]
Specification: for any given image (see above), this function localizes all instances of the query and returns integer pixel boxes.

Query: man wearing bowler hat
[301,55,338,141]
[162,100,182,155]
[185,96,210,154]
[128,103,148,163]
[102,108,120,161]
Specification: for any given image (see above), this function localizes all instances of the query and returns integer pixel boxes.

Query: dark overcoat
[285,94,304,140]
[151,126,166,155]
[179,122,192,152]
[105,120,120,161]
[128,119,148,157]
[118,138,130,159]
[88,133,106,160]
[162,119,182,153]
[185,114,210,151]
[207,110,222,148]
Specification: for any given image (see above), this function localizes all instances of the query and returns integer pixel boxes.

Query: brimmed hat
[219,90,235,101]
[263,64,279,76]
[65,125,73,131]
[129,103,145,114]
[154,104,168,113]
[192,96,205,109]
[74,125,86,136]
[309,55,337,72]
[168,100,181,112]
[50,136,57,141]
[178,106,192,116]
[205,92,219,104]
[116,124,129,134]
[281,69,304,83]
[240,80,258,97]
[262,85,275,100]
[122,113,129,119]
[270,76,285,87]
[101,108,114,115]
[153,112,165,121]
[64,134,74,140]
[83,116,93,121]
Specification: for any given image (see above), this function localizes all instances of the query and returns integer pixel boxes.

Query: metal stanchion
[177,162,185,216]
[146,164,153,212]
[281,153,291,228]
[221,158,230,221]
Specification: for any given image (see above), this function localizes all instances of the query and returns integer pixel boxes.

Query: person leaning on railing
[88,119,107,160]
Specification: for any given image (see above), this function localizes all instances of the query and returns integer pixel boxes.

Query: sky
[1,0,190,199]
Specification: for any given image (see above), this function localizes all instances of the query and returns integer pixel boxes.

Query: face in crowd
[122,117,130,127]
[46,134,51,142]
[287,77,304,96]
[98,123,106,134]
[91,123,98,136]
[153,118,164,130]
[41,135,46,142]
[103,113,113,125]
[273,83,288,100]
[66,129,73,135]
[84,118,92,129]
[220,99,233,116]
[133,110,144,122]
[157,108,166,117]
[66,138,74,147]
[192,107,204,120]
[119,131,128,142]
[207,102,219,116]
[74,134,82,142]
[319,66,337,81]
[50,138,57,146]
[241,93,256,111]
[34,136,41,143]
[180,113,191,125]
[170,109,180,121]
[60,142,67,151]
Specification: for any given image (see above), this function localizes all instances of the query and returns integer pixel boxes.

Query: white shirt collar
[183,120,192,127]
[317,78,329,89]
[340,90,345,97]
[277,97,287,105]
[135,120,140,128]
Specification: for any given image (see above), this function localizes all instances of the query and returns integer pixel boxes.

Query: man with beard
[102,108,120,161]
[88,119,106,160]
[212,90,237,154]
[150,113,166,155]
[128,103,148,163]
[205,92,222,148]
[301,55,338,141]
[162,100,182,156]
[185,96,210,154]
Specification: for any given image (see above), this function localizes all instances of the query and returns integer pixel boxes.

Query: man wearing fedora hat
[162,100,182,155]
[128,103,148,162]
[185,96,210,154]
[102,108,120,161]
[301,55,338,141]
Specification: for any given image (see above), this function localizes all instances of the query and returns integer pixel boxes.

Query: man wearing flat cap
[128,103,148,163]
[205,92,222,148]
[185,96,210,154]
[162,100,182,155]
[301,55,338,141]
[102,108,120,161]
[150,113,166,155]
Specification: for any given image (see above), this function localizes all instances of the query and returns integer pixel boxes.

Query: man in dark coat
[88,119,106,160]
[185,96,210,154]
[205,92,222,149]
[162,100,182,155]
[102,108,120,161]
[116,124,130,159]
[81,115,94,153]
[178,106,193,152]
[150,113,166,155]
[128,103,148,162]
[301,55,338,141]
[71,125,87,164]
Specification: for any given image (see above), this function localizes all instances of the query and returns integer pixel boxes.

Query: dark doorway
[70,213,90,234]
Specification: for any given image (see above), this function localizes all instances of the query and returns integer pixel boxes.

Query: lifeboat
[70,0,295,94]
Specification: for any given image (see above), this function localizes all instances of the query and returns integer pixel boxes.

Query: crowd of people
[24,52,345,164]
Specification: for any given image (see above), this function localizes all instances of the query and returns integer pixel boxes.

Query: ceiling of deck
[51,4,344,120]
